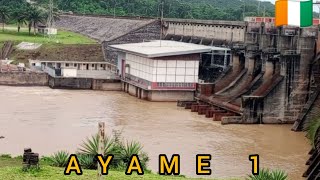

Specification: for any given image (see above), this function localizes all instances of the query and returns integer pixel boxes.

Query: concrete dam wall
[0,72,48,86]
[164,19,318,125]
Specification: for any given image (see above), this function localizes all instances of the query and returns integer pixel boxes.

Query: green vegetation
[47,151,69,167]
[0,27,96,44]
[0,1,49,35]
[306,117,320,148]
[40,0,275,20]
[1,0,276,22]
[50,133,149,170]
[0,155,240,180]
[246,169,288,180]
[0,156,196,180]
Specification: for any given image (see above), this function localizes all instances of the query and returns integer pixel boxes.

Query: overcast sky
[266,0,275,4]
[265,0,318,4]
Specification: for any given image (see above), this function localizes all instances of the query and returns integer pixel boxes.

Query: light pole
[113,0,116,18]
[241,0,246,20]
[258,0,261,16]
[159,0,164,47]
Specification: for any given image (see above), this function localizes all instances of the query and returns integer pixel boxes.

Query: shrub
[247,169,288,180]
[78,134,119,157]
[305,118,320,148]
[270,169,288,180]
[48,151,69,167]
[76,133,149,170]
[0,154,12,158]
[49,133,150,171]
[119,140,149,169]
[78,154,96,170]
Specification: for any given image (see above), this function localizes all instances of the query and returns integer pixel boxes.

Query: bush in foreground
[49,132,149,170]
[247,168,288,180]
[48,151,69,167]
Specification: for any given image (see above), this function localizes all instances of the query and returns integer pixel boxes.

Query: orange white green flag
[275,0,313,27]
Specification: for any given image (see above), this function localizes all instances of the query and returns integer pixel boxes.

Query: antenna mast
[46,0,56,39]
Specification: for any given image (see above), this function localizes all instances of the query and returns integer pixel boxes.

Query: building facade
[111,40,212,101]
[29,60,117,79]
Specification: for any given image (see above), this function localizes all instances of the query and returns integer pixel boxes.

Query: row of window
[64,63,107,68]
[157,82,194,88]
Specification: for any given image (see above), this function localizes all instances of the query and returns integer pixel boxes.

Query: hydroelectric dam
[56,14,320,129]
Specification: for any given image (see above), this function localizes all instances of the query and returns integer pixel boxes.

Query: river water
[0,86,310,179]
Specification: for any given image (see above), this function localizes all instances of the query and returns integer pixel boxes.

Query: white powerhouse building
[110,40,212,101]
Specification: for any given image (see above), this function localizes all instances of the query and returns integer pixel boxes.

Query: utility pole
[97,122,105,180]
[46,0,56,40]
[241,0,246,21]
[113,0,116,18]
[160,0,164,47]
[258,0,261,16]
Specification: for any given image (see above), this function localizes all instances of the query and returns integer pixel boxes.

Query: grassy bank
[0,26,101,64]
[0,155,237,180]
[0,26,97,44]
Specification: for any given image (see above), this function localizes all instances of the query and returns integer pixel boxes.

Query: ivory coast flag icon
[275,0,313,27]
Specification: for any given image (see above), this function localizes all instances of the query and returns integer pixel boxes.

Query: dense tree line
[0,0,59,35]
[34,0,275,20]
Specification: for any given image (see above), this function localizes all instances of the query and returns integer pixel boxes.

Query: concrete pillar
[138,88,142,99]
[122,82,126,92]
[245,57,255,74]
[232,55,240,70]
[264,61,274,80]
[141,89,148,100]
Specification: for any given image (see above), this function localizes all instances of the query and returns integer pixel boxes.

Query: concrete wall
[92,79,122,91]
[48,76,92,89]
[128,84,137,96]
[124,82,194,101]
[0,72,48,86]
[163,19,246,43]
[77,70,116,79]
[148,90,194,102]
[62,68,77,77]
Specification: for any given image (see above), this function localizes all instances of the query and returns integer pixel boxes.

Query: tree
[26,6,45,35]
[11,8,28,33]
[0,6,9,32]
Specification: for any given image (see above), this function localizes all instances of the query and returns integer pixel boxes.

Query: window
[66,63,69,67]
[92,64,95,67]
[74,64,77,67]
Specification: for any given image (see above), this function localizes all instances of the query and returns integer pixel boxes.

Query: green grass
[0,155,238,180]
[0,26,97,44]
[0,166,201,180]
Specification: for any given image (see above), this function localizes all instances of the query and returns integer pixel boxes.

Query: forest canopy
[1,0,276,21]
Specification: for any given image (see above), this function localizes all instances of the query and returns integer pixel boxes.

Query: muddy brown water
[0,86,309,179]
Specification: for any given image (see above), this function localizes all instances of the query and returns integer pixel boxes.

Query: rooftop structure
[110,40,222,58]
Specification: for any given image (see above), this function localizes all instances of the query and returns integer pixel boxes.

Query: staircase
[0,41,13,60]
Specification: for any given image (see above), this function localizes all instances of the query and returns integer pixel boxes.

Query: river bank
[0,86,310,179]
